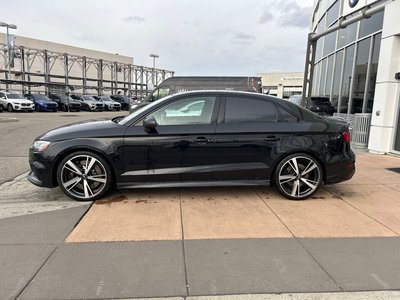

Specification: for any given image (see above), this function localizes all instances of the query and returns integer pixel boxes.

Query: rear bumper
[324,151,356,184]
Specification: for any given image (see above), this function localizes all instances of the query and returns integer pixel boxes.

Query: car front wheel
[57,151,112,201]
[7,104,13,112]
[274,153,322,200]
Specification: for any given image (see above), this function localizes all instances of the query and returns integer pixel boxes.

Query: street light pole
[149,53,159,87]
[0,22,17,90]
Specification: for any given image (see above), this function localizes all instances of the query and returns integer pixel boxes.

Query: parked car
[25,93,58,112]
[288,95,303,106]
[49,94,81,112]
[110,95,134,111]
[309,97,336,116]
[75,95,104,111]
[95,96,121,111]
[288,95,336,116]
[28,90,355,202]
[0,91,34,112]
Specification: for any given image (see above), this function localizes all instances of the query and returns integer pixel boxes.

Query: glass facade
[311,0,384,114]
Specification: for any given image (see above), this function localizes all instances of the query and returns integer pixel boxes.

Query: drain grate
[387,168,400,174]
[60,114,79,117]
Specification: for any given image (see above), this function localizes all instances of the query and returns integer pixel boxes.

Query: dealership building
[306,0,400,154]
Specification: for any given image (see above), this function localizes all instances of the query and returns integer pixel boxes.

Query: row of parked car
[0,91,140,113]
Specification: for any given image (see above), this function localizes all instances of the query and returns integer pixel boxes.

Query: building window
[325,55,334,96]
[331,50,344,111]
[359,11,384,38]
[350,37,371,113]
[340,44,355,113]
[338,21,357,48]
[312,62,321,97]
[319,58,327,96]
[326,1,339,27]
[366,33,382,112]
[323,31,337,57]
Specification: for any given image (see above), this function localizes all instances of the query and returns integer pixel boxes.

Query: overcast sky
[1,0,315,76]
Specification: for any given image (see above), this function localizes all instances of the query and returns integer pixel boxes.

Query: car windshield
[82,95,96,101]
[34,94,50,101]
[7,93,24,99]
[59,96,74,101]
[118,95,174,126]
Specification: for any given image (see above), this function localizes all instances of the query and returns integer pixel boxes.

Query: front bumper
[13,104,34,111]
[28,150,57,188]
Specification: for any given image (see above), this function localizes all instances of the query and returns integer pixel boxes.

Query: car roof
[168,90,282,102]
[0,91,21,95]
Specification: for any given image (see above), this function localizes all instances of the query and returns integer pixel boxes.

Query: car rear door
[213,95,289,182]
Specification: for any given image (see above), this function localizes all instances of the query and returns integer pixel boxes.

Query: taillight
[342,131,351,143]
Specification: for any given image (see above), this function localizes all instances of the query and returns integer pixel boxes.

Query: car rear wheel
[57,151,112,201]
[274,153,322,200]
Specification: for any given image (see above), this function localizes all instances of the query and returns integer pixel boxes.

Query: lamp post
[0,22,17,89]
[149,53,159,87]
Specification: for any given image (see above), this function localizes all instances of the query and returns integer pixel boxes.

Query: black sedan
[28,91,355,201]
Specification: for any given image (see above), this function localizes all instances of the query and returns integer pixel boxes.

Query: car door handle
[264,135,280,142]
[192,137,212,144]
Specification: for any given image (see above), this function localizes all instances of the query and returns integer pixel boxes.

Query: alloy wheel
[58,153,110,200]
[276,155,322,200]
[7,104,13,112]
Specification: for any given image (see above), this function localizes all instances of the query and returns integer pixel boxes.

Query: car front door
[213,96,288,182]
[122,95,219,184]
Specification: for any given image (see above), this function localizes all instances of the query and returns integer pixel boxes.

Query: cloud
[231,33,256,45]
[123,16,145,23]
[260,0,312,28]
[259,10,274,24]
[279,1,312,28]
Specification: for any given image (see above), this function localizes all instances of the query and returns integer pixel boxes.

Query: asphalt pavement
[1,111,400,299]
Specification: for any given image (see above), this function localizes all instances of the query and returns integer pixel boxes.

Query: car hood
[82,100,102,105]
[104,100,120,105]
[37,120,124,142]
[8,99,33,104]
[36,100,56,104]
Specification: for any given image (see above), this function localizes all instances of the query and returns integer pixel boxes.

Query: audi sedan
[28,91,355,201]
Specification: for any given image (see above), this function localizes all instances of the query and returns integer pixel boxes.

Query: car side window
[224,97,277,123]
[149,96,216,126]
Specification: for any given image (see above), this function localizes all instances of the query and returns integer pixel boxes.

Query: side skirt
[117,180,270,189]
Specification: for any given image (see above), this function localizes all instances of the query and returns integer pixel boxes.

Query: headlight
[32,141,51,152]
[15,102,20,105]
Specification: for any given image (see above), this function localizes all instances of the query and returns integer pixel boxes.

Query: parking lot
[1,111,400,299]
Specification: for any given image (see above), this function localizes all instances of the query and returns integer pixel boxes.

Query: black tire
[7,104,13,112]
[274,153,322,200]
[57,151,113,201]
[35,104,41,112]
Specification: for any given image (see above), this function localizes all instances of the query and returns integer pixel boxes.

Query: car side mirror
[143,116,157,129]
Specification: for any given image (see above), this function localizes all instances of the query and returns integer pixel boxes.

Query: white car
[0,91,35,112]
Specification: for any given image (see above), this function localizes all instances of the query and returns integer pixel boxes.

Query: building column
[368,0,400,154]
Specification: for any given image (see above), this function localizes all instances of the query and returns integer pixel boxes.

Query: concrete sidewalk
[1,152,400,299]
